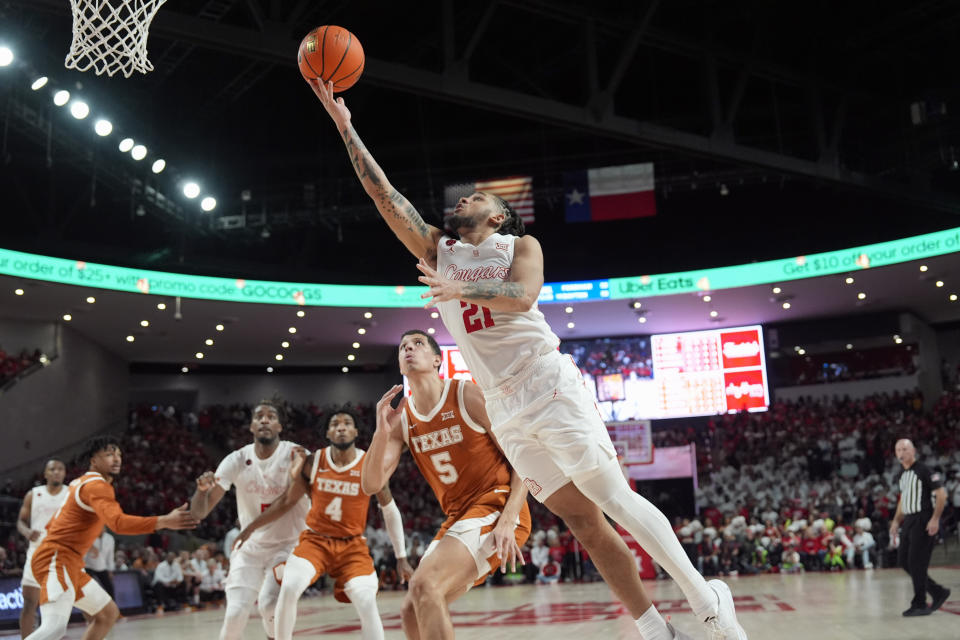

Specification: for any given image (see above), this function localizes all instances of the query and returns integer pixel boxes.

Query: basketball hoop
[65,0,168,78]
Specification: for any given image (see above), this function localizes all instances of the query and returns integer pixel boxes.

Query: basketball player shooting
[309,77,748,640]
[362,329,532,640]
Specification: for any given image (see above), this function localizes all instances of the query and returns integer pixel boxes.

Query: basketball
[297,25,365,92]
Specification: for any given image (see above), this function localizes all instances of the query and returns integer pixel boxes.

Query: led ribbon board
[2,225,959,307]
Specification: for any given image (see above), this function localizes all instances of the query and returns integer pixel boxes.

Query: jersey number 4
[461,302,495,334]
[324,497,343,522]
[430,451,460,485]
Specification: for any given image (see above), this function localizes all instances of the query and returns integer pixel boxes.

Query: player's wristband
[381,499,407,559]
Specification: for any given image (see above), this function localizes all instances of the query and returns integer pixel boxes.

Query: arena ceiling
[2,1,960,368]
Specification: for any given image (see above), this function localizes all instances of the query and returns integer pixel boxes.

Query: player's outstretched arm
[307,78,443,264]
[17,490,39,542]
[233,456,310,551]
[190,470,226,521]
[362,385,407,496]
[374,485,414,583]
[156,503,199,531]
[416,235,545,312]
[85,483,195,534]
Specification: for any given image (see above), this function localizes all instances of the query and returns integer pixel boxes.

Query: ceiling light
[638,316,647,323]
[894,337,903,344]
[857,292,866,300]
[215,324,224,331]
[131,144,147,160]
[53,90,70,106]
[94,119,113,136]
[200,196,217,211]
[296,310,305,318]
[703,295,711,302]
[782,302,791,309]
[567,321,575,329]
[183,182,200,199]
[14,288,24,296]
[427,327,436,335]
[62,314,72,321]
[69,100,89,119]
[181,366,189,373]
[352,342,360,349]
[140,320,149,327]
[894,334,900,340]
[0,47,12,66]
[845,276,854,284]
[772,286,781,294]
[794,346,801,352]
[920,265,928,272]
[846,344,853,350]
[86,296,96,303]
[341,366,349,373]
[364,311,373,319]
[118,137,134,152]
[281,341,290,348]
[266,366,274,373]
[205,338,213,346]
[347,354,355,361]
[951,294,958,301]
[430,312,439,319]
[126,335,135,342]
[358,328,366,335]
[288,327,297,334]
[565,306,573,313]
[157,303,166,310]
[151,159,166,174]
[709,310,718,318]
[196,352,204,359]
[935,280,944,287]
[275,354,283,361]
[797,348,806,355]
[632,301,641,309]
[31,77,48,90]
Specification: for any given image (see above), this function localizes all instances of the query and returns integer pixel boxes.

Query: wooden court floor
[5,567,957,639]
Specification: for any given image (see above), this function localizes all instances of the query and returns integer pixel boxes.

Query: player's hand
[376,385,406,434]
[28,529,41,542]
[416,258,464,307]
[926,518,940,537]
[195,471,217,494]
[290,447,308,480]
[234,527,253,552]
[396,556,415,584]
[158,503,197,531]
[309,78,351,125]
[491,518,524,574]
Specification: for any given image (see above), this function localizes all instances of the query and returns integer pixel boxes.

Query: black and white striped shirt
[895,461,943,518]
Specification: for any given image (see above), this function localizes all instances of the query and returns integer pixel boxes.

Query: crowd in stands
[561,337,653,379]
[0,345,42,386]
[3,388,960,606]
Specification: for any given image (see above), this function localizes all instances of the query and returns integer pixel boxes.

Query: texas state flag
[563,162,656,222]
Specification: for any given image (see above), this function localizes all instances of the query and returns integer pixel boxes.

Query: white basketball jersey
[215,440,310,546]
[28,485,69,551]
[436,232,559,390]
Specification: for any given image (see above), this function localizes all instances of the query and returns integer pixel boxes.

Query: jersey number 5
[324,497,343,522]
[430,451,460,485]
[461,301,494,334]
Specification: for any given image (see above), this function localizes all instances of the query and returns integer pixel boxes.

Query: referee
[889,438,950,616]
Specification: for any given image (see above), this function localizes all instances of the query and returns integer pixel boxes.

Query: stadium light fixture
[94,119,113,136]
[200,196,216,212]
[0,47,13,66]
[31,76,48,90]
[131,144,147,161]
[69,101,89,119]
[118,138,134,152]
[183,182,200,199]
[53,90,70,106]
[151,159,166,174]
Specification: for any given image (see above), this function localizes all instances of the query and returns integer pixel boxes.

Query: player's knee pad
[574,456,629,506]
[344,572,379,608]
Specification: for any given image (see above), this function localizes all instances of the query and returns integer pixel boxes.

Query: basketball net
[65,0,168,77]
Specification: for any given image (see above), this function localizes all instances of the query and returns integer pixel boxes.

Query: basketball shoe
[667,622,695,639]
[703,579,748,639]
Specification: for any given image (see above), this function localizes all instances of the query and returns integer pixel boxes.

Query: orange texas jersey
[43,472,157,556]
[402,379,512,520]
[305,447,370,538]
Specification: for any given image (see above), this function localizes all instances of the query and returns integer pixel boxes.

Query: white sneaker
[667,622,695,640]
[704,579,748,640]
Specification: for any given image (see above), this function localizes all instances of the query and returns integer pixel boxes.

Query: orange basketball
[298,25,365,92]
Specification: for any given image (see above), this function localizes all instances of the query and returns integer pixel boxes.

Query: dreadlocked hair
[492,195,525,236]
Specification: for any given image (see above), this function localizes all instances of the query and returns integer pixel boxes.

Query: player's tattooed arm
[338,124,441,263]
[461,282,526,300]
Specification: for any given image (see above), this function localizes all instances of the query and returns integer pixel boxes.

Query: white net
[65,0,168,78]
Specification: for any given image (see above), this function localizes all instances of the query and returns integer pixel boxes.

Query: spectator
[152,551,186,611]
